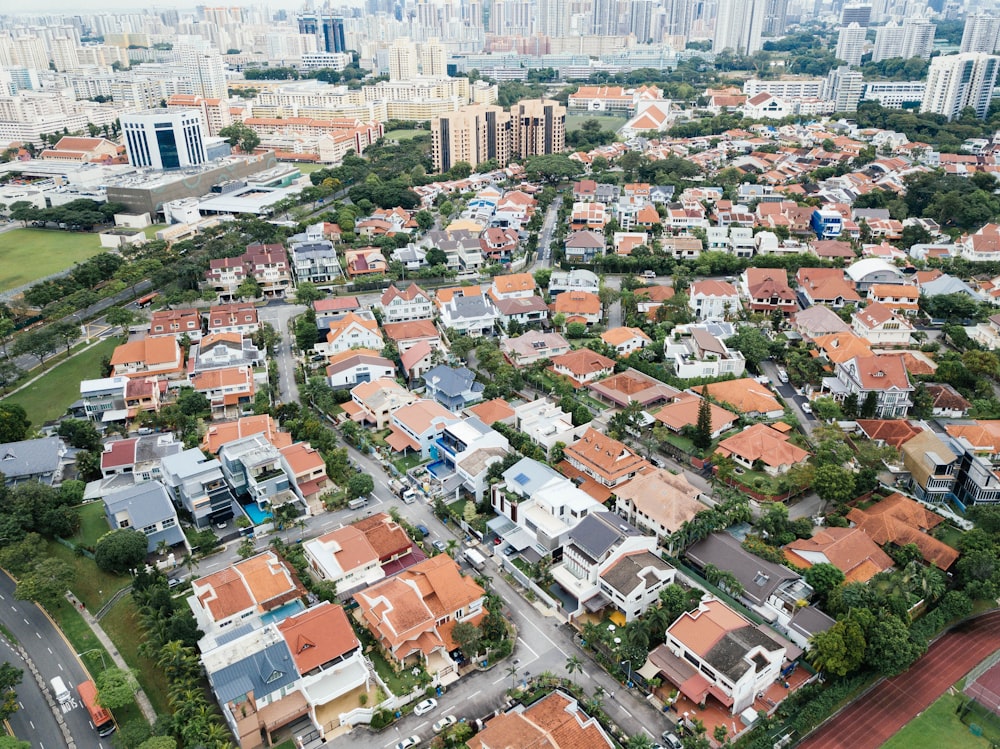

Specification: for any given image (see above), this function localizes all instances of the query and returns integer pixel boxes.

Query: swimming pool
[260,599,305,626]
[242,503,272,525]
[426,460,452,478]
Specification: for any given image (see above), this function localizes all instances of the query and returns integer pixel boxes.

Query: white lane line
[57,663,63,671]
[17,702,23,710]
[10,605,15,611]
[0,593,5,599]
[414,721,427,730]
[35,632,40,639]
[465,690,481,701]
[442,704,457,713]
[522,616,568,658]
[643,727,654,738]
[28,720,33,729]
[22,619,28,626]
[517,637,538,660]
[47,648,52,654]
[620,707,633,719]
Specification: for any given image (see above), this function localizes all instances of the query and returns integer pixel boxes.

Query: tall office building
[840,3,872,26]
[824,65,865,111]
[921,53,1000,120]
[297,14,346,54]
[714,0,767,56]
[961,14,1000,54]
[431,104,512,172]
[121,109,206,170]
[538,0,572,38]
[511,98,566,157]
[835,23,867,66]
[763,0,790,36]
[420,39,448,77]
[388,38,419,81]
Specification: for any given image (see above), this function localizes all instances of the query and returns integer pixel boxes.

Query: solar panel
[514,473,529,485]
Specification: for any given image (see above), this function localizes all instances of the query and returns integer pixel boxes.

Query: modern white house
[665,323,746,379]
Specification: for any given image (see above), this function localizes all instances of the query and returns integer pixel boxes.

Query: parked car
[395,736,421,749]
[801,401,813,414]
[661,731,683,749]
[415,524,430,538]
[777,368,789,383]
[503,545,516,557]
[413,698,438,716]
[433,715,458,733]
[432,540,447,553]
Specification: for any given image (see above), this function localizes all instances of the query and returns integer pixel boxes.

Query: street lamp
[77,648,107,672]
[621,659,633,688]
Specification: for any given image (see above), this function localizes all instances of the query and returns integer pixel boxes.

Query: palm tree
[507,664,519,689]
[565,654,583,676]
[446,539,458,558]
[626,737,654,749]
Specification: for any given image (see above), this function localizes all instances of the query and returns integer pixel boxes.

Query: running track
[800,610,1000,749]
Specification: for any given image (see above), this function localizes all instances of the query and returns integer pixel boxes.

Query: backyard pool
[426,460,451,478]
[260,599,305,626]
[242,503,272,525]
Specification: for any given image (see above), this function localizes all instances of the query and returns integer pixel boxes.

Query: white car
[433,715,458,733]
[413,698,438,716]
[395,736,420,749]
[801,401,813,414]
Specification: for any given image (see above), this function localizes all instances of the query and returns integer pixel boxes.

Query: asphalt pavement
[0,570,112,749]
[257,301,307,405]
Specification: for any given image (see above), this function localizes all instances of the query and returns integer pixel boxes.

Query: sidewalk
[65,591,158,725]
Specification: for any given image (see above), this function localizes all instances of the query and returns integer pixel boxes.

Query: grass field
[102,595,172,716]
[282,162,327,174]
[0,228,106,292]
[566,114,629,133]
[2,337,119,425]
[385,128,429,141]
[882,687,990,749]
[44,540,131,611]
[69,502,111,550]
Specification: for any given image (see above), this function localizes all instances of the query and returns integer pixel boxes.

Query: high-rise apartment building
[628,0,655,42]
[166,93,233,137]
[663,0,695,38]
[431,104,512,172]
[511,98,566,158]
[297,14,346,54]
[177,41,228,99]
[872,18,934,62]
[921,53,1000,120]
[592,0,620,36]
[121,109,207,170]
[961,14,1000,54]
[420,39,448,77]
[763,0,790,37]
[538,0,571,38]
[835,23,867,67]
[824,65,865,112]
[840,3,872,27]
[714,0,766,56]
[388,38,419,81]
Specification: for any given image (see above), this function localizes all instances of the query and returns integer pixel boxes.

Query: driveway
[0,571,104,748]
[258,301,306,404]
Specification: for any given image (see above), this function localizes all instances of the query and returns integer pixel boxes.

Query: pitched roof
[381,319,439,342]
[783,527,894,583]
[550,348,615,377]
[601,326,651,347]
[588,368,680,407]
[110,336,181,367]
[353,512,413,560]
[613,468,704,534]
[599,550,673,596]
[391,399,456,435]
[380,282,429,305]
[468,690,614,749]
[687,533,801,607]
[847,493,958,569]
[654,395,738,434]
[715,423,810,469]
[813,332,873,364]
[564,427,650,482]
[692,378,782,414]
[467,398,516,425]
[553,291,602,315]
[202,415,292,454]
[844,354,912,391]
[492,272,536,295]
[277,602,359,673]
[691,280,739,298]
[193,551,305,622]
[856,419,922,448]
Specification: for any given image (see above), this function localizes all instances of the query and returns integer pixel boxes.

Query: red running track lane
[800,610,1000,749]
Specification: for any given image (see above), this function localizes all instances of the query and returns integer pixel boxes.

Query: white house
[688,280,741,320]
[852,302,914,346]
[379,283,434,323]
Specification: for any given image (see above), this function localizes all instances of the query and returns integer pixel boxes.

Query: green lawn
[2,337,119,425]
[101,595,172,716]
[392,452,427,474]
[44,540,131,612]
[566,114,629,133]
[882,687,990,749]
[282,161,326,174]
[385,129,428,141]
[0,228,106,292]
[69,502,111,550]
[935,523,965,549]
[368,648,419,695]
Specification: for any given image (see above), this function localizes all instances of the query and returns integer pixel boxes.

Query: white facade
[922,53,1000,120]
[961,14,1000,54]
[121,108,206,170]
[714,0,766,55]
[836,23,867,67]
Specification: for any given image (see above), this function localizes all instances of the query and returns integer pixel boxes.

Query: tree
[218,122,260,153]
[95,529,148,574]
[693,390,713,451]
[0,663,22,721]
[57,418,101,450]
[16,558,75,608]
[95,667,138,710]
[295,313,319,352]
[0,317,14,358]
[237,276,261,300]
[813,464,857,509]
[864,615,926,676]
[175,388,210,417]
[237,538,256,559]
[725,327,773,369]
[426,247,448,267]
[0,739,30,749]
[809,616,866,676]
[565,654,583,675]
[463,500,478,524]
[105,306,138,329]
[137,738,177,749]
[0,403,30,443]
[523,154,584,184]
[451,621,482,655]
[804,563,846,600]
[347,473,374,499]
[12,328,56,367]
[293,282,323,305]
[414,210,434,231]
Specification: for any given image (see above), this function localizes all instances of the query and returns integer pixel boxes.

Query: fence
[498,556,562,613]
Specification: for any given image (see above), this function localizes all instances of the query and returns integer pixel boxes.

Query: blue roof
[210,640,299,704]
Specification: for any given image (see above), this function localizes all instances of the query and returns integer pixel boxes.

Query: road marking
[643,727,653,738]
[414,721,427,730]
[22,619,28,626]
[35,632,40,639]
[465,690,481,701]
[28,720,33,729]
[57,663,63,671]
[47,648,52,654]
[517,637,538,660]
[9,606,15,611]
[522,616,568,658]
[0,593,5,599]
[620,707,633,719]
[442,704,457,713]
[18,702,22,710]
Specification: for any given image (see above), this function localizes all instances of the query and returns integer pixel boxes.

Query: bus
[135,292,158,308]
[78,679,116,738]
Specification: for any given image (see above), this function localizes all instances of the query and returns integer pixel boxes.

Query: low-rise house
[355,555,485,683]
[381,319,442,354]
[634,285,676,317]
[124,377,166,418]
[654,395,738,440]
[648,597,787,715]
[207,303,259,336]
[665,323,747,380]
[400,341,436,383]
[489,272,536,301]
[691,378,784,419]
[190,365,255,417]
[313,297,361,331]
[970,313,1000,349]
[80,376,130,422]
[613,468,705,545]
[791,305,851,341]
[901,429,959,503]
[599,551,676,622]
[289,239,341,285]
[687,532,814,633]
[868,283,920,314]
[467,690,615,749]
[437,294,499,337]
[325,349,396,390]
[501,330,571,367]
[689,280,741,320]
[343,378,417,429]
[553,291,602,326]
[149,308,202,341]
[715,423,811,476]
[386,399,456,457]
[550,512,659,620]
[480,227,520,262]
[549,268,600,297]
[219,434,300,513]
[495,295,550,327]
[563,427,651,493]
[316,311,383,357]
[161,448,235,528]
[809,239,856,262]
[110,336,184,379]
[926,384,972,418]
[0,437,67,486]
[847,492,959,570]
[784,527,894,584]
[189,551,307,639]
[825,354,913,418]
[279,442,330,510]
[343,248,388,278]
[852,302,914,346]
[428,416,510,501]
[303,524,386,594]
[601,326,651,355]
[423,365,484,410]
[564,230,606,263]
[741,268,797,315]
[188,333,263,373]
[796,268,862,308]
[550,348,615,385]
[99,433,182,482]
[202,415,291,455]
[588,368,680,408]
[243,243,293,298]
[379,283,434,323]
[514,398,587,458]
[103,481,186,552]
[846,258,904,292]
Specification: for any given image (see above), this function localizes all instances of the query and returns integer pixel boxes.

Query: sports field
[0,228,105,292]
[566,114,629,133]
[385,128,429,141]
[881,687,990,749]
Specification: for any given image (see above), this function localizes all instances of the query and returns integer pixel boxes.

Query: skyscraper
[835,23,867,67]
[121,109,206,170]
[840,3,872,27]
[388,38,419,80]
[431,104,512,172]
[628,0,655,42]
[663,0,695,39]
[921,53,1000,120]
[714,0,767,56]
[421,38,447,76]
[538,0,571,38]
[511,99,566,157]
[961,14,1000,54]
[297,14,346,54]
[763,0,789,37]
[178,41,228,99]
[592,0,620,36]
[824,66,865,112]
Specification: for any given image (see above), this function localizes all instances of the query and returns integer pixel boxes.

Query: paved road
[258,301,306,405]
[800,610,1000,749]
[528,196,561,273]
[0,571,110,749]
[758,359,817,438]
[1,635,65,748]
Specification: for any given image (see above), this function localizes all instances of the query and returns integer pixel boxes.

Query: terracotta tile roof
[278,442,325,476]
[691,378,782,415]
[927,384,970,412]
[391,399,455,436]
[194,551,305,622]
[380,283,429,306]
[277,602,359,673]
[848,354,911,391]
[588,368,680,407]
[400,340,434,375]
[564,427,650,483]
[690,280,739,298]
[870,283,919,300]
[715,423,810,469]
[796,268,861,303]
[855,419,922,448]
[613,468,704,534]
[381,319,438,343]
[492,272,536,295]
[469,690,614,749]
[353,513,413,561]
[101,438,137,470]
[667,598,752,658]
[314,297,361,312]
[110,336,181,368]
[202,414,291,453]
[654,395,738,434]
[600,327,651,347]
[635,285,676,302]
[813,332,873,364]
[847,493,958,570]
[553,291,601,316]
[550,348,615,377]
[783,527,894,583]
[467,398,515,425]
